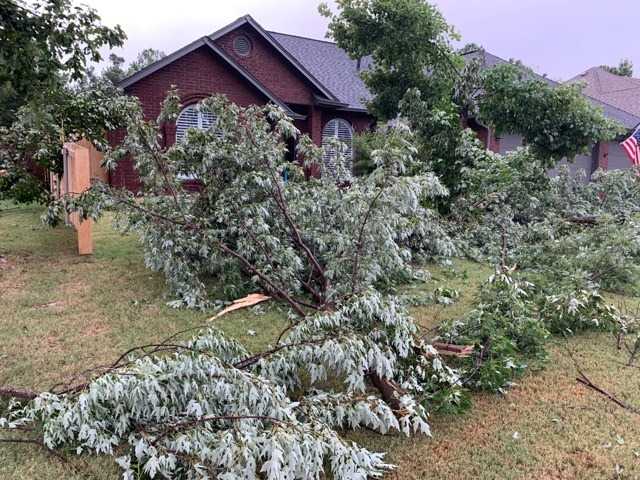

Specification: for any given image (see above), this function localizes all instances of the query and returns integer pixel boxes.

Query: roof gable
[209,15,339,104]
[118,37,304,120]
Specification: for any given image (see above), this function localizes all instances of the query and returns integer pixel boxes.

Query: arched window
[321,118,353,178]
[175,104,217,143]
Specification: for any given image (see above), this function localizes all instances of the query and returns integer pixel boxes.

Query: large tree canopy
[0,0,132,204]
[320,0,460,120]
[0,0,125,126]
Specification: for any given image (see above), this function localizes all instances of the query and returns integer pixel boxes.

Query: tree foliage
[96,48,167,86]
[320,0,460,120]
[1,84,138,175]
[478,63,624,164]
[602,58,634,77]
[1,92,469,478]
[1,289,465,478]
[46,91,452,307]
[0,0,129,204]
[0,0,125,126]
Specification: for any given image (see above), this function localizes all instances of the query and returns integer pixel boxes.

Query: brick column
[309,106,322,146]
[593,141,609,171]
[306,106,323,178]
[163,122,177,149]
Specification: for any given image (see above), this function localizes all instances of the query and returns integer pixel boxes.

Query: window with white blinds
[321,118,353,178]
[175,104,217,143]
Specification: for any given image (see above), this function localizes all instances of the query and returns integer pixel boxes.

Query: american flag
[620,126,640,166]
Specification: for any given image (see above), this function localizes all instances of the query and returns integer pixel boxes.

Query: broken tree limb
[208,293,271,321]
[367,371,405,414]
[431,342,474,358]
[575,376,640,414]
[0,387,38,401]
[563,341,640,415]
[564,215,598,225]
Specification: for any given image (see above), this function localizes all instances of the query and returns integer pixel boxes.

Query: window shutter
[176,105,199,143]
[175,105,218,143]
[322,118,353,178]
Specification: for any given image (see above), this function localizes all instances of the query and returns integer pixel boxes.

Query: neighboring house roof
[464,50,640,131]
[118,37,305,120]
[463,49,555,84]
[268,32,372,111]
[567,67,640,128]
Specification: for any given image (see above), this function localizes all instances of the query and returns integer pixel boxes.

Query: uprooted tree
[1,92,462,478]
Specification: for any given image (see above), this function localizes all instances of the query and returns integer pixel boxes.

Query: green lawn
[1,203,639,479]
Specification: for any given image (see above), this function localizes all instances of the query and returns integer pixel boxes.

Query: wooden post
[64,142,94,255]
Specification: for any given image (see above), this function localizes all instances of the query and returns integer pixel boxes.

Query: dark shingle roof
[268,32,372,111]
[462,49,557,86]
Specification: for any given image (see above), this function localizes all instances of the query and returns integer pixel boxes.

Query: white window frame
[175,104,218,180]
[322,118,354,179]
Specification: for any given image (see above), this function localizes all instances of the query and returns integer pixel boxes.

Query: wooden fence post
[63,142,93,255]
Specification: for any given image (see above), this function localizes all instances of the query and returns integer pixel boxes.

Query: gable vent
[176,104,217,143]
[322,118,353,179]
[233,35,252,57]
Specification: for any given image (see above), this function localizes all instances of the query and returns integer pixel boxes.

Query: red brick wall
[321,110,372,135]
[216,26,317,106]
[126,45,266,120]
[111,46,270,190]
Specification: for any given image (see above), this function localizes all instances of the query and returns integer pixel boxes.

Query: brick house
[110,15,640,190]
[110,15,375,191]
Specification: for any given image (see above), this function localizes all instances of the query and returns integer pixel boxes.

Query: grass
[1,203,639,479]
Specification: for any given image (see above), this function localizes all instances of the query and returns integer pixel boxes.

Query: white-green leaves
[1,298,454,478]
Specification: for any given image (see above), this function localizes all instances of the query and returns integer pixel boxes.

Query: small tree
[98,48,167,86]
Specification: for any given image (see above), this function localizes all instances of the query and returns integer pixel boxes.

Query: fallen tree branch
[575,376,640,414]
[564,215,598,225]
[0,387,38,401]
[367,371,405,413]
[563,341,640,415]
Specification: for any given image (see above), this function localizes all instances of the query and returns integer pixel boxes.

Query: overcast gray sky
[84,0,639,82]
